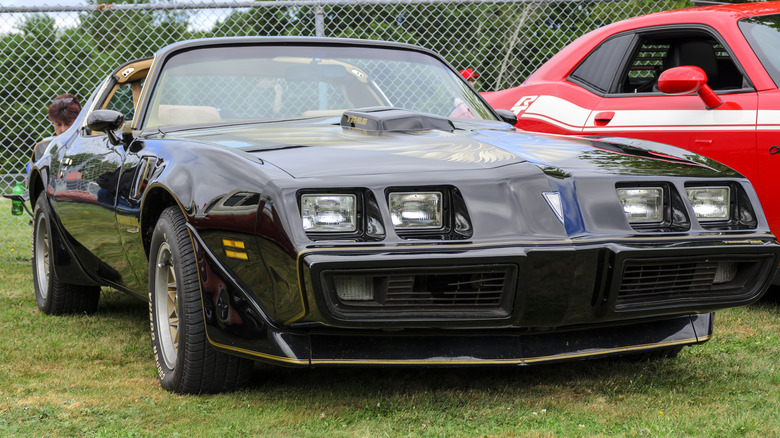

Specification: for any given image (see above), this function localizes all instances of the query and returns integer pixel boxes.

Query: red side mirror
[658,66,722,109]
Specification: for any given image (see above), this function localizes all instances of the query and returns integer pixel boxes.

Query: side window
[619,32,747,94]
[105,80,144,121]
[569,34,633,93]
[623,41,668,93]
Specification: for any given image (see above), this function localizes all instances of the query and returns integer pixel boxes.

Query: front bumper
[301,238,776,328]
[191,230,777,366]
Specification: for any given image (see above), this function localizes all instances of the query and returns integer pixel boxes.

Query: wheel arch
[141,185,187,259]
[28,168,46,209]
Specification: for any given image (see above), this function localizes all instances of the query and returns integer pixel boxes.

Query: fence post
[315,1,326,37]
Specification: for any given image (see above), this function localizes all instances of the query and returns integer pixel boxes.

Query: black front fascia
[298,239,778,329]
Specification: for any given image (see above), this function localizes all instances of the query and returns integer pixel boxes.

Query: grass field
[1,208,779,436]
[0,198,31,261]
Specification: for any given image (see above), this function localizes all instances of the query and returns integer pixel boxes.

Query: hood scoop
[340,107,454,133]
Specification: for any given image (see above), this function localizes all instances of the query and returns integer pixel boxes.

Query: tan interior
[154,104,222,127]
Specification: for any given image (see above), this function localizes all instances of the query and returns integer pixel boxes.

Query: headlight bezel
[384,186,473,239]
[388,191,444,230]
[684,182,757,230]
[300,193,358,233]
[616,186,666,225]
[615,183,691,232]
[298,190,386,241]
[685,185,732,222]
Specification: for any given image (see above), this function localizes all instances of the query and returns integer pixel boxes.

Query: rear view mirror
[87,109,124,145]
[495,109,518,126]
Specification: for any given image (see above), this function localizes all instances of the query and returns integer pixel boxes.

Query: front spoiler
[210,313,711,366]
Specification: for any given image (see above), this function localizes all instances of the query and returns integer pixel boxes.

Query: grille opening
[324,265,516,319]
[616,257,765,310]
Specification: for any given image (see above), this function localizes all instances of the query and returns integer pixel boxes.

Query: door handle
[594,111,614,126]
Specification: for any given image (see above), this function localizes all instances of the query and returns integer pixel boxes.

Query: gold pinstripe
[207,334,709,366]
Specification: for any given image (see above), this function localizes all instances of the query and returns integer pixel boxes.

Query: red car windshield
[739,14,780,87]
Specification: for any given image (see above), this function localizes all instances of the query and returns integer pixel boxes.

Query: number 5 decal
[510,95,539,115]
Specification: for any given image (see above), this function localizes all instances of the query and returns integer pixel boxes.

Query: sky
[1,1,112,6]
[0,1,226,34]
[0,1,209,6]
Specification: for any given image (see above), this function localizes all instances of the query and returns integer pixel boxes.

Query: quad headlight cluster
[299,188,471,240]
[616,184,734,229]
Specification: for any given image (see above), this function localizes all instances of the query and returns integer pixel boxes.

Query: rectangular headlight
[617,187,664,223]
[389,192,443,229]
[686,186,731,221]
[301,194,356,232]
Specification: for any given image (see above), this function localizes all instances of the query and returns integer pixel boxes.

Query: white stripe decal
[515,95,775,131]
[521,95,592,129]
[520,113,583,131]
[591,109,756,128]
[758,110,780,126]
[584,125,754,133]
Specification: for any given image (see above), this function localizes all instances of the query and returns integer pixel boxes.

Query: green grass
[0,198,31,262]
[1,256,779,437]
[1,207,779,436]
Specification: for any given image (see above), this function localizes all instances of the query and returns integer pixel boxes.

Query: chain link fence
[0,0,680,261]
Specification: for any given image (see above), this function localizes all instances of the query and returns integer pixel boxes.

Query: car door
[50,114,132,287]
[99,59,156,290]
[50,60,152,292]
[583,27,759,182]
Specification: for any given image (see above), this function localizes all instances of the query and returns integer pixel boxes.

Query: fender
[40,194,103,288]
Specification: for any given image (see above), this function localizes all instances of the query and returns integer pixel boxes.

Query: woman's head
[47,93,81,135]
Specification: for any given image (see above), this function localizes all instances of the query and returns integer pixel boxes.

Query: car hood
[158,118,730,179]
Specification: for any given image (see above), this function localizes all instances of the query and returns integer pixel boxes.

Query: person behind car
[29,94,83,173]
[47,93,81,135]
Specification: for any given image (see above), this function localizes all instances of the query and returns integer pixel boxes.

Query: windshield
[142,44,496,129]
[739,14,780,87]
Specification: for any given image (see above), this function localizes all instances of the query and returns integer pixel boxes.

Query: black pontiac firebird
[27,37,779,394]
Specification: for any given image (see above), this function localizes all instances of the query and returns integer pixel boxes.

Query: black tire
[32,195,100,315]
[148,206,252,394]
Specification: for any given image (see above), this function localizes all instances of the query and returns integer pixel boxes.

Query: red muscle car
[485,2,780,240]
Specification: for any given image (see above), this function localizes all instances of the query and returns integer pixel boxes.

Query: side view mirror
[495,109,518,126]
[87,109,125,145]
[657,66,722,110]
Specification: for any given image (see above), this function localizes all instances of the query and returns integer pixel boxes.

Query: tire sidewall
[148,209,191,392]
[32,196,56,313]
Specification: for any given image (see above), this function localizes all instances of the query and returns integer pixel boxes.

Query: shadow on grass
[97,288,147,318]
[758,285,780,307]
[243,350,696,401]
[87,289,738,399]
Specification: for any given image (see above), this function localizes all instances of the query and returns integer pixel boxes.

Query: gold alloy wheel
[154,241,179,370]
[33,213,50,299]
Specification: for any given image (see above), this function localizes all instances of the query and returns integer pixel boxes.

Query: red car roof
[525,1,780,88]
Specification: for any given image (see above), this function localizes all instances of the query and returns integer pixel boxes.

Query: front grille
[615,257,767,310]
[384,272,506,308]
[323,265,516,319]
[619,261,718,298]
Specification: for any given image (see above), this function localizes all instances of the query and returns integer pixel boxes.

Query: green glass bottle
[11,182,24,216]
